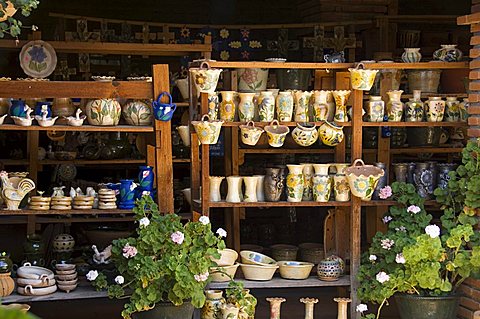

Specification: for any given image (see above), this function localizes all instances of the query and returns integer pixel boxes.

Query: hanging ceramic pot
[286,164,305,202]
[333,174,350,202]
[433,44,463,62]
[312,90,331,121]
[405,90,424,122]
[345,159,384,201]
[209,176,224,202]
[332,90,350,123]
[226,176,243,203]
[258,91,275,122]
[192,114,224,145]
[264,168,284,202]
[208,92,219,120]
[318,121,344,147]
[293,90,312,122]
[366,96,384,122]
[153,92,177,121]
[202,290,226,319]
[122,100,153,126]
[292,123,318,147]
[190,62,222,97]
[312,175,332,202]
[425,97,446,122]
[219,91,236,122]
[301,164,314,201]
[238,68,269,92]
[386,90,404,122]
[239,121,264,146]
[348,63,379,91]
[86,98,121,126]
[276,91,294,122]
[176,125,190,147]
[265,120,290,148]
[243,176,258,202]
[401,48,422,63]
[237,92,256,122]
[445,96,461,122]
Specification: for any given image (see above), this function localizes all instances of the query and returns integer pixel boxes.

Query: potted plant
[356,178,480,319]
[0,0,39,38]
[89,195,227,319]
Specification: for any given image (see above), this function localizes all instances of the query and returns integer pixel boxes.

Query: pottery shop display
[401,48,422,63]
[348,63,378,91]
[23,234,45,266]
[286,164,305,202]
[405,90,424,122]
[29,196,51,211]
[35,109,58,127]
[192,114,224,145]
[122,100,153,126]
[219,91,236,122]
[202,290,226,319]
[208,93,220,120]
[209,176,224,202]
[386,90,404,122]
[211,248,238,267]
[258,91,275,122]
[118,179,135,209]
[318,121,344,147]
[153,92,177,121]
[138,165,154,193]
[333,174,350,202]
[266,297,286,319]
[300,298,319,319]
[277,261,314,280]
[264,167,285,202]
[73,195,94,210]
[265,120,289,148]
[34,101,52,117]
[275,91,294,122]
[293,91,312,122]
[292,123,318,147]
[334,298,351,319]
[433,44,463,62]
[238,68,268,92]
[437,163,458,189]
[243,176,258,202]
[276,69,311,90]
[55,264,78,293]
[301,164,314,201]
[237,92,256,122]
[190,62,222,97]
[365,96,384,122]
[317,258,341,281]
[50,196,72,210]
[226,176,243,203]
[332,90,350,122]
[85,98,121,126]
[407,70,441,93]
[445,97,461,122]
[345,159,384,201]
[312,90,332,121]
[425,97,446,122]
[413,163,435,199]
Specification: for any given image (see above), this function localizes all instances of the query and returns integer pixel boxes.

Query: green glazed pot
[395,294,459,319]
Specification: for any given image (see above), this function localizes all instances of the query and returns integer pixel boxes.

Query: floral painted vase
[332,90,351,122]
[286,164,305,203]
[219,91,236,122]
[192,115,224,145]
[265,120,289,148]
[317,259,341,281]
[237,92,256,122]
[208,93,220,120]
[276,91,294,122]
[119,179,136,209]
[425,97,445,122]
[333,174,350,202]
[138,166,154,191]
[313,163,330,175]
[202,290,226,319]
[86,98,121,126]
[238,68,268,92]
[433,44,463,62]
[190,62,222,97]
[258,91,275,122]
[366,96,384,122]
[312,174,332,202]
[264,168,284,202]
[459,98,469,122]
[209,176,224,202]
[122,100,153,126]
[386,90,404,122]
[301,164,314,201]
[445,96,460,122]
[405,90,424,122]
[312,90,331,121]
[291,123,318,147]
[318,121,344,147]
[240,121,264,146]
[294,91,313,122]
[401,48,422,63]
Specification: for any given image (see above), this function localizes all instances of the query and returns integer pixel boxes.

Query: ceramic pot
[425,97,446,122]
[190,62,222,97]
[345,159,385,201]
[386,90,404,122]
[413,163,435,199]
[333,174,350,202]
[138,166,154,191]
[459,98,469,122]
[86,99,121,126]
[312,163,330,175]
[264,168,284,202]
[202,290,226,319]
[0,98,10,116]
[293,91,312,122]
[407,127,441,147]
[312,174,332,202]
[226,176,243,203]
[437,163,458,190]
[208,93,219,120]
[122,100,153,126]
[118,179,136,209]
[348,63,378,91]
[258,91,275,122]
[407,70,442,93]
[276,91,294,122]
[332,90,350,123]
[0,272,14,297]
[176,125,190,147]
[270,244,298,261]
[366,96,385,122]
[402,48,422,63]
[238,68,268,92]
[34,101,52,117]
[433,45,463,62]
[276,69,311,90]
[53,234,75,252]
[405,90,424,122]
[192,114,224,145]
[10,99,28,117]
[286,164,305,202]
[220,304,240,319]
[445,97,461,122]
[393,163,409,183]
[239,121,264,146]
[292,123,318,147]
[243,176,258,202]
[372,162,388,200]
[219,91,236,122]
[312,90,331,121]
[395,294,460,319]
[209,176,224,202]
[301,164,314,201]
[318,121,344,147]
[265,120,290,148]
[317,259,341,281]
[53,98,75,118]
[266,297,286,319]
[0,253,12,273]
[253,175,265,202]
[237,92,256,122]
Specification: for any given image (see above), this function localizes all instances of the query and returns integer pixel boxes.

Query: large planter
[133,301,194,319]
[395,294,459,319]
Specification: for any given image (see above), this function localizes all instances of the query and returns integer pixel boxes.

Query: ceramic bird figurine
[92,244,112,264]
[0,114,7,125]
[64,108,86,127]
[0,171,36,210]
[52,186,65,197]
[11,107,33,126]
[35,109,58,127]
[69,187,77,199]
[75,187,83,196]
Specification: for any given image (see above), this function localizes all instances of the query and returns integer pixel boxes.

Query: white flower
[425,224,440,238]
[129,183,138,192]
[356,304,368,314]
[115,275,125,285]
[407,205,421,214]
[142,190,150,196]
[395,253,406,264]
[194,271,209,282]
[171,231,185,245]
[369,255,377,262]
[199,216,210,225]
[139,217,150,228]
[86,270,99,281]
[376,271,390,284]
[382,216,392,224]
[381,238,395,250]
[395,226,406,232]
[216,228,227,238]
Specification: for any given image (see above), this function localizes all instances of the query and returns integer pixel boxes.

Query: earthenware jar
[243,176,258,203]
[413,162,434,199]
[52,234,75,253]
[445,96,461,122]
[266,297,286,319]
[209,176,224,202]
[332,90,350,122]
[238,68,268,92]
[405,90,424,122]
[344,159,385,201]
[286,164,305,202]
[0,98,10,116]
[317,259,341,281]
[176,125,190,147]
[220,303,240,319]
[393,163,408,183]
[294,90,312,122]
[219,91,236,122]
[226,176,243,203]
[301,164,314,201]
[119,179,136,209]
[10,99,27,117]
[318,121,344,147]
[334,298,351,319]
[312,90,330,121]
[348,63,378,91]
[366,96,384,122]
[312,163,330,176]
[190,62,222,97]
[0,253,12,273]
[401,48,422,63]
[86,98,121,126]
[240,121,264,146]
[264,168,284,202]
[237,92,256,122]
[258,91,275,122]
[437,163,458,190]
[433,44,463,62]
[300,298,318,319]
[122,100,153,125]
[0,272,14,297]
[312,174,332,202]
[333,174,350,202]
[386,90,404,122]
[425,96,446,122]
[372,162,388,200]
[276,91,294,122]
[192,115,224,145]
[254,175,265,202]
[292,123,318,147]
[208,93,219,120]
[265,120,290,148]
[53,98,75,118]
[202,290,226,319]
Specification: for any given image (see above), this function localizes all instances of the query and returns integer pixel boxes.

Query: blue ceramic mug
[153,92,177,121]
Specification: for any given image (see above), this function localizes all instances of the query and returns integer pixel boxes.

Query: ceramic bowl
[57,283,77,293]
[240,250,277,266]
[17,277,56,288]
[240,263,278,281]
[211,248,238,267]
[270,244,299,261]
[17,264,54,280]
[0,303,31,313]
[55,273,77,281]
[55,263,76,271]
[56,269,76,275]
[277,261,314,280]
[17,284,57,296]
[55,151,77,161]
[56,278,78,285]
[209,263,239,282]
[298,243,324,264]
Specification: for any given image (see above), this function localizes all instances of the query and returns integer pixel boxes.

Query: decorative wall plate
[19,40,57,78]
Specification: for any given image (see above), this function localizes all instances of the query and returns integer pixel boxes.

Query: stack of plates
[55,264,78,293]
[98,189,117,210]
[28,196,51,210]
[50,196,72,210]
[16,263,57,296]
[73,196,94,210]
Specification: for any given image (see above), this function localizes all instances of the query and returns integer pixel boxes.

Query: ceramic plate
[19,40,57,79]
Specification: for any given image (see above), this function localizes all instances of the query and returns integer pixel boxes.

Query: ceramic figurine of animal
[64,109,86,127]
[52,186,65,197]
[35,109,58,127]
[69,187,76,199]
[0,114,7,125]
[86,187,99,208]
[0,171,36,210]
[11,107,33,126]
[92,245,112,264]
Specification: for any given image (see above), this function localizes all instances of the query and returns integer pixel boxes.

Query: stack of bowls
[50,196,72,210]
[28,196,51,211]
[209,248,239,282]
[55,264,77,293]
[73,196,94,210]
[16,263,57,296]
[98,189,117,209]
[239,250,278,281]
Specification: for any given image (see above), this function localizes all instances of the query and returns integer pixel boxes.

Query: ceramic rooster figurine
[0,171,36,210]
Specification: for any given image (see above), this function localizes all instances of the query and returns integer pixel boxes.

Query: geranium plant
[89,195,226,319]
[356,181,480,319]
[0,0,39,38]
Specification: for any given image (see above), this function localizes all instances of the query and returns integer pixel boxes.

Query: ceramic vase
[266,297,286,319]
[138,166,154,192]
[202,290,226,319]
[286,164,305,202]
[405,90,424,122]
[226,176,243,203]
[254,175,265,202]
[208,93,220,120]
[413,163,434,199]
[243,176,258,203]
[334,298,351,319]
[459,98,469,122]
[301,164,314,201]
[220,304,240,319]
[238,68,268,92]
[386,90,404,122]
[119,179,135,209]
[10,99,28,117]
[401,48,422,63]
[393,163,408,183]
[425,97,446,122]
[332,163,350,175]
[237,92,256,122]
[276,91,294,122]
[300,298,318,319]
[0,272,14,297]
[317,259,341,281]
[294,91,312,122]
[333,90,351,122]
[445,96,460,122]
[258,91,275,122]
[122,100,153,126]
[53,98,75,119]
[176,126,190,147]
[312,164,330,175]
[264,168,284,202]
[312,90,330,121]
[366,96,385,122]
[318,122,344,147]
[292,123,318,147]
[0,98,10,116]
[312,175,332,202]
[437,163,458,190]
[333,174,350,202]
[209,176,224,202]
[433,44,463,62]
[219,91,236,122]
[86,98,121,126]
[190,62,222,97]
[372,162,388,200]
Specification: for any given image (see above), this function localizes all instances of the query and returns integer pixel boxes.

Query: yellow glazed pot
[344,159,384,201]
[348,63,379,91]
[318,121,344,147]
[191,114,224,145]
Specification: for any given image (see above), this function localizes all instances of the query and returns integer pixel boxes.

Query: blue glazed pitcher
[153,92,176,121]
[10,99,28,117]
[34,101,52,117]
[119,179,136,209]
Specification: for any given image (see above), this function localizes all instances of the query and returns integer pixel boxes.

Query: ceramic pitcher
[294,91,312,122]
[276,91,294,122]
[243,176,258,202]
[237,92,256,122]
[219,91,236,122]
[366,96,384,122]
[190,62,222,97]
[445,96,460,122]
[312,90,330,121]
[332,90,351,123]
[209,176,224,202]
[301,164,314,201]
[401,48,422,63]
[425,97,445,122]
[226,176,243,203]
[258,91,275,122]
[313,175,332,202]
[405,90,424,122]
[286,164,305,202]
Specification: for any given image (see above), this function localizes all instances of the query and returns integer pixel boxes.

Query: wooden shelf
[209,275,351,289]
[239,148,335,154]
[0,124,154,132]
[0,209,133,216]
[362,122,467,127]
[172,158,191,163]
[0,159,30,165]
[0,81,153,99]
[390,147,464,154]
[222,121,351,127]
[196,200,351,208]
[361,62,468,69]
[1,283,107,303]
[39,159,146,165]
[363,93,468,100]
[176,102,189,107]
[0,216,135,224]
